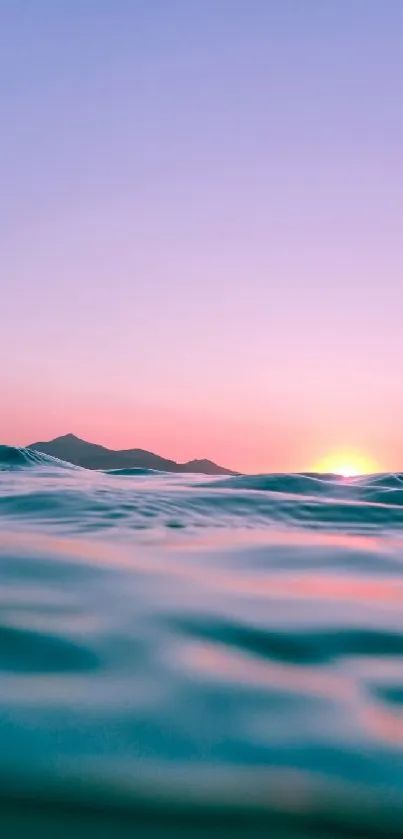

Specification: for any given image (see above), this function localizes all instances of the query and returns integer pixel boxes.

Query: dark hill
[27,434,237,475]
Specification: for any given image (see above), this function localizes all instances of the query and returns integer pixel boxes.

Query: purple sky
[1,1,402,472]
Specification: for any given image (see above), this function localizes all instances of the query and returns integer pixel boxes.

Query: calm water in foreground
[1,445,403,838]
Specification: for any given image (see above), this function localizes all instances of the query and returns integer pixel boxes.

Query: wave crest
[0,445,75,471]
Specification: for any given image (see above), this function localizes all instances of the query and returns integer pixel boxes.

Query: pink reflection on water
[363,705,403,746]
[180,641,356,703]
[170,527,387,554]
[230,574,403,605]
[2,528,402,613]
[181,642,403,751]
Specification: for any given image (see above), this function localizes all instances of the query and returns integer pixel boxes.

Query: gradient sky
[1,0,402,472]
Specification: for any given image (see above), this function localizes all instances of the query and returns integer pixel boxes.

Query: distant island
[28,434,237,476]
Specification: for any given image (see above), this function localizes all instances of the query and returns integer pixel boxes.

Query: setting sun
[314,451,379,477]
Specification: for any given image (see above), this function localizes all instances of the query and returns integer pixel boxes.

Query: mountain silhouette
[28,434,237,475]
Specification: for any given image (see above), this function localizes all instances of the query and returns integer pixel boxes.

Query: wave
[0,445,83,473]
[208,472,337,495]
[0,447,178,478]
[1,446,403,536]
[0,470,402,537]
[205,470,403,508]
[0,445,66,470]
[3,445,402,498]
[105,467,168,476]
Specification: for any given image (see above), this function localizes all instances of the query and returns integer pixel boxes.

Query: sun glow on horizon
[314,450,379,478]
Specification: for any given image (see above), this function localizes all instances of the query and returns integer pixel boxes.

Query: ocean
[1,444,403,838]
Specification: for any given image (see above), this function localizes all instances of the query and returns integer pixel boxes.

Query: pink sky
[1,2,402,473]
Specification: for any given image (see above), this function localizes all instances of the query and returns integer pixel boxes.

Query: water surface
[1,445,403,837]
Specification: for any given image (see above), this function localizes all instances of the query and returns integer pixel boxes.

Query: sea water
[1,445,403,838]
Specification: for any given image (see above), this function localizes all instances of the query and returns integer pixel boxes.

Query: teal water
[1,445,403,838]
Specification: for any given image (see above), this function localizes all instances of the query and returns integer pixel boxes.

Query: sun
[314,450,378,478]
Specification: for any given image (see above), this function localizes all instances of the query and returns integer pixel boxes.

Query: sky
[1,0,402,473]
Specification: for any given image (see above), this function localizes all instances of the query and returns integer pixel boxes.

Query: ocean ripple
[1,446,403,837]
